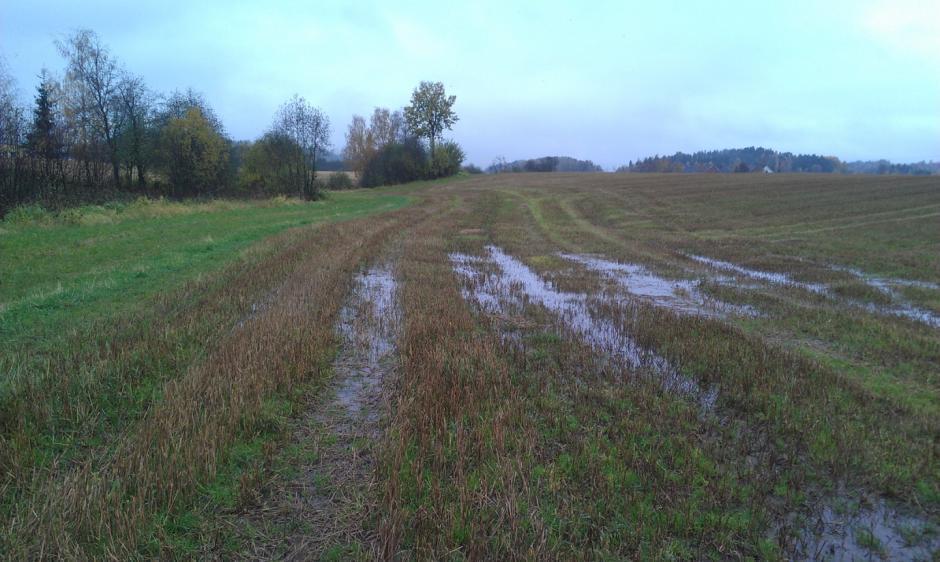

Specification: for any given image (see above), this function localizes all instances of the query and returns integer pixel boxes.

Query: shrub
[325,172,354,190]
[430,141,464,179]
[360,137,428,188]
[3,204,53,225]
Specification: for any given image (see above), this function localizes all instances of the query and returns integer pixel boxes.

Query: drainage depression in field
[689,254,940,329]
[335,265,400,421]
[793,494,940,561]
[559,253,755,319]
[450,246,718,411]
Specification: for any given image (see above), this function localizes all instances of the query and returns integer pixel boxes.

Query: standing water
[560,253,755,318]
[450,246,718,411]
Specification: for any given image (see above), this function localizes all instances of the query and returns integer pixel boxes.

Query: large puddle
[450,246,717,411]
[560,253,755,318]
[690,254,940,329]
[334,265,399,420]
[792,494,939,560]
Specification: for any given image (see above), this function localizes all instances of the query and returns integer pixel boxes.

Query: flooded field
[5,173,938,559]
[688,253,829,294]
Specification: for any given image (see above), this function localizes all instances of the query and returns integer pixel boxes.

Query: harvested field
[2,173,938,559]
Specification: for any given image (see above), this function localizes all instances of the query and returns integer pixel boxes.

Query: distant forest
[618,147,937,175]
[487,155,602,173]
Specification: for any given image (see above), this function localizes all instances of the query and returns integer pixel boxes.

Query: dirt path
[235,263,401,560]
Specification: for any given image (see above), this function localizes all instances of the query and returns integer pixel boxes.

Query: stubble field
[1,172,937,559]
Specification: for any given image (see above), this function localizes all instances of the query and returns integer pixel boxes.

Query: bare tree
[0,58,26,150]
[117,73,153,187]
[343,114,373,177]
[369,107,405,148]
[272,95,331,199]
[403,81,457,158]
[57,29,125,186]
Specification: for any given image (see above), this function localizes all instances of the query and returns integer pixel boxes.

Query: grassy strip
[0,187,421,557]
[0,191,410,350]
[3,205,422,557]
[0,189,412,504]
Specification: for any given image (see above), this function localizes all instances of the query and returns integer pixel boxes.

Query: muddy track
[233,261,402,560]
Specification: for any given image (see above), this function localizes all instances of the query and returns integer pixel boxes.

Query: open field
[1,173,938,559]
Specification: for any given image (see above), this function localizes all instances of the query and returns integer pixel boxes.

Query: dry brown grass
[5,203,426,558]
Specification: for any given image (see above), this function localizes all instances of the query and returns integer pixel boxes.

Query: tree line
[618,147,844,174]
[617,147,937,175]
[487,155,602,173]
[0,30,464,215]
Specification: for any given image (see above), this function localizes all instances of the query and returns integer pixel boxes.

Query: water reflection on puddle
[560,253,754,318]
[690,254,940,329]
[688,254,828,294]
[450,246,717,411]
[334,265,399,419]
[794,495,939,561]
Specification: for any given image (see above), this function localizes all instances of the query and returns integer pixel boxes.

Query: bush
[360,137,428,188]
[463,164,483,174]
[325,172,354,190]
[2,204,53,225]
[430,141,464,179]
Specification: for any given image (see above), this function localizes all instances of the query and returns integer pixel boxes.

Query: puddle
[833,266,940,329]
[691,254,940,329]
[560,253,755,318]
[688,254,828,294]
[451,246,717,411]
[240,263,400,557]
[334,265,400,420]
[833,266,940,294]
[791,494,939,561]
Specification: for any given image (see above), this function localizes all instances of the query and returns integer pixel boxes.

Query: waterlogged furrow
[335,265,400,419]
[834,265,940,329]
[229,262,401,559]
[560,253,755,318]
[688,254,828,294]
[451,246,718,411]
[833,265,940,293]
[690,253,940,328]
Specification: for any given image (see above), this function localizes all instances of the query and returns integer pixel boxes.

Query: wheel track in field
[231,257,403,561]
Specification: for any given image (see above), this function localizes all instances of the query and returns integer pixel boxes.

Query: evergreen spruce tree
[26,73,60,159]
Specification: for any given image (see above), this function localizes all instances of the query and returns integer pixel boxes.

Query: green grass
[0,190,409,351]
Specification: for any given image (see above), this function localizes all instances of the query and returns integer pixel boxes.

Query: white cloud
[860,0,940,61]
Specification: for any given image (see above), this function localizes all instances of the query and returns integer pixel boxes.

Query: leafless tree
[343,114,373,177]
[118,73,153,186]
[57,29,126,186]
[0,58,26,150]
[370,107,405,148]
[272,95,331,199]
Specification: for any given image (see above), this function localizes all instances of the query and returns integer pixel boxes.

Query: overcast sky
[2,0,938,169]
